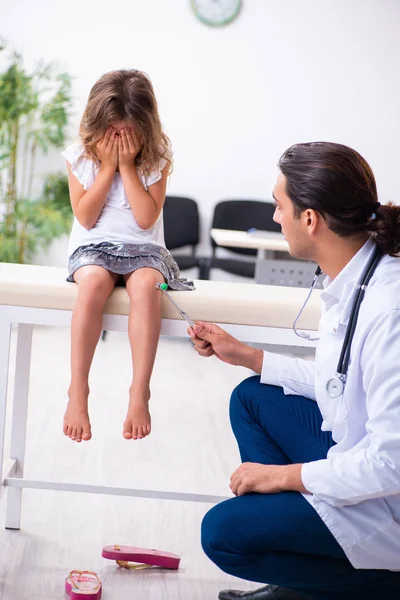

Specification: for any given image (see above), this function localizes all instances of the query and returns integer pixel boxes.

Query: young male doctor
[190,142,400,600]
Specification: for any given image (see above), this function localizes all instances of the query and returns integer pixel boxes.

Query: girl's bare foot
[123,386,151,440]
[63,384,92,442]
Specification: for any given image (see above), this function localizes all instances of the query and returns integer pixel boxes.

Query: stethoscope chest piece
[326,377,344,398]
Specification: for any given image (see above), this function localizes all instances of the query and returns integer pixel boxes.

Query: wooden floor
[0,326,262,600]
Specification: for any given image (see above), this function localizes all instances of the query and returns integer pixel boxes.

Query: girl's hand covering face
[118,128,141,168]
[96,127,118,171]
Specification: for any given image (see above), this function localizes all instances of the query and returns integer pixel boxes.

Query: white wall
[1,0,400,266]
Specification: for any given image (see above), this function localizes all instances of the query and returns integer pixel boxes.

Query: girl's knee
[126,269,163,299]
[77,273,114,302]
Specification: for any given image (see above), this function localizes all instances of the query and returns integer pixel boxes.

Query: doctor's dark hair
[278,142,400,256]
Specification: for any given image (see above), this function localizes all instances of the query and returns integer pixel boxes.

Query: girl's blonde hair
[79,69,172,177]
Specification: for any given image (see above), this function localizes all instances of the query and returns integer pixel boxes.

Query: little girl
[62,69,193,444]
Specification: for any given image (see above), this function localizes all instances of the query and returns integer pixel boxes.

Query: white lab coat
[261,238,400,570]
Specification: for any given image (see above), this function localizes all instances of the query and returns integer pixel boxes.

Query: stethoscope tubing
[336,245,383,377]
[293,245,384,397]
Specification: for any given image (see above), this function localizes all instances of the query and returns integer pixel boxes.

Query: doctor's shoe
[218,584,313,600]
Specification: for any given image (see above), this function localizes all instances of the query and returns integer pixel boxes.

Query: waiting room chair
[163,195,208,279]
[205,199,280,279]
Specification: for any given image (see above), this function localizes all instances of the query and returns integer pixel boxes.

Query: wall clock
[191,0,242,27]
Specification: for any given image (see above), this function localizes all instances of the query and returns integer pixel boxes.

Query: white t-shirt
[62,140,169,257]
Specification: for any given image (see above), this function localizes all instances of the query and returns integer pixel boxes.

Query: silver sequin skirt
[67,242,195,291]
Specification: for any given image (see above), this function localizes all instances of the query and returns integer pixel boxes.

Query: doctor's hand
[230,462,308,496]
[188,321,263,372]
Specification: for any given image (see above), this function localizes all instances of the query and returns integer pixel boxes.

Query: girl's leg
[122,268,164,440]
[64,265,118,442]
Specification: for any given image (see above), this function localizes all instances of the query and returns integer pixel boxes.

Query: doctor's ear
[304,209,318,231]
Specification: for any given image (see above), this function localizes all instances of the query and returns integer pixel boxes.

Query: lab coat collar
[321,238,376,303]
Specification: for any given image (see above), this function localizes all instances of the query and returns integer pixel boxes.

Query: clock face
[191,0,242,27]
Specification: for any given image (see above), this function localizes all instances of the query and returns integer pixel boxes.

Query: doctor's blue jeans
[201,377,400,600]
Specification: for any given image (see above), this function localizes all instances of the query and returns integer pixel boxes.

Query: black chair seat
[172,255,199,271]
[210,257,255,278]
[163,195,207,279]
[209,199,278,280]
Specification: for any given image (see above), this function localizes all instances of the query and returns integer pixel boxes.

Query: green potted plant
[0,43,73,263]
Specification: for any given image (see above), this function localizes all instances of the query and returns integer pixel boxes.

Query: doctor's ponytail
[278,142,400,257]
[367,203,400,256]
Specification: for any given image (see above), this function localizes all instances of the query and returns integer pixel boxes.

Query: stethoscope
[293,245,384,398]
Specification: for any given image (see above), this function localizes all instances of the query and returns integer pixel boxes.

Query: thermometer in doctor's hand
[155,283,195,328]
